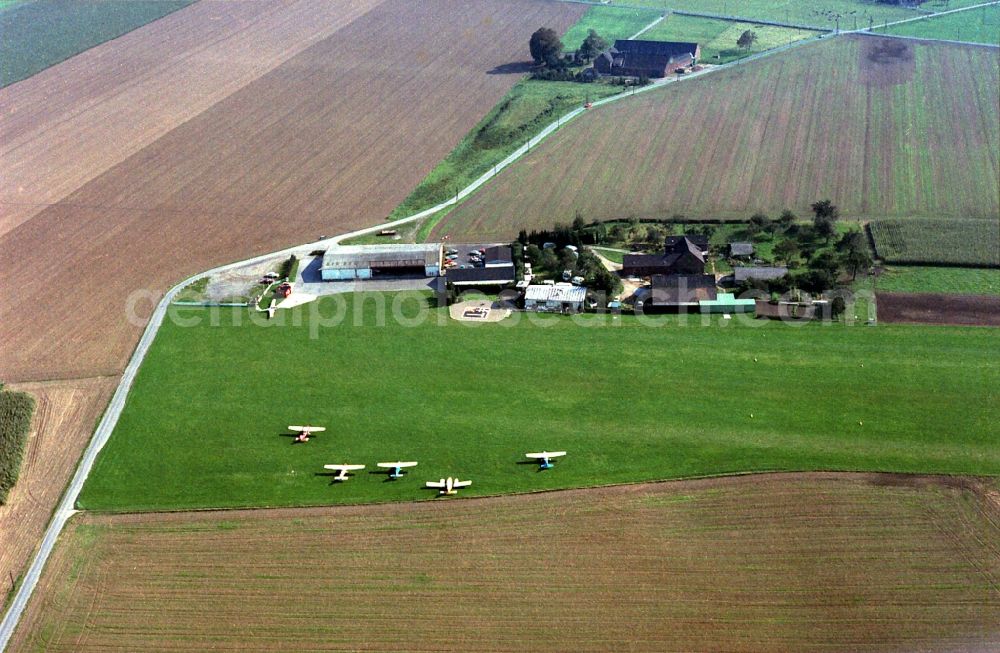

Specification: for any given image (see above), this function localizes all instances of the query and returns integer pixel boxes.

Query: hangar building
[319,244,441,281]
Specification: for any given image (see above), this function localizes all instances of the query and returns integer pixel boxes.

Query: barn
[320,244,441,280]
[595,40,700,78]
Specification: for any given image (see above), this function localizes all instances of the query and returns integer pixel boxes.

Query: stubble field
[0,0,585,382]
[0,376,116,608]
[431,36,1000,242]
[12,475,1000,651]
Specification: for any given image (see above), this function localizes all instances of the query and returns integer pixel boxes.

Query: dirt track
[11,473,1000,651]
[878,291,1000,326]
[0,377,116,600]
[0,0,584,382]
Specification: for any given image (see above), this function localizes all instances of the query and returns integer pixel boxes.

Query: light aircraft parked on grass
[323,464,365,481]
[288,425,326,442]
[426,477,471,495]
[377,461,418,479]
[525,451,566,470]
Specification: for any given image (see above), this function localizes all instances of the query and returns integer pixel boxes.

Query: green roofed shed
[699,293,755,314]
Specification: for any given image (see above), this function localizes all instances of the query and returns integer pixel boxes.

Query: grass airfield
[79,293,1000,512]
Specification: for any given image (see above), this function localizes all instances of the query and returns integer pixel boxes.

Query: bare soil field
[0,0,584,382]
[877,292,1000,326]
[431,35,1000,242]
[0,0,383,238]
[0,376,115,606]
[12,474,999,651]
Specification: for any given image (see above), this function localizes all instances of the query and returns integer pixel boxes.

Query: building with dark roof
[483,246,513,267]
[446,264,516,287]
[595,39,700,78]
[647,274,717,307]
[622,236,706,278]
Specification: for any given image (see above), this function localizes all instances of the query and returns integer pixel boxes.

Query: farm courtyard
[431,35,1000,241]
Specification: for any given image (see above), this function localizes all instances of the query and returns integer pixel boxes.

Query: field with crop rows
[0,0,194,87]
[0,0,584,383]
[15,475,1000,651]
[880,3,1000,45]
[629,0,971,29]
[869,218,1000,266]
[432,36,999,242]
[641,14,822,63]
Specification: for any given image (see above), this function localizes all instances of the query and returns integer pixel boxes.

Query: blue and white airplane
[525,451,566,470]
[377,461,418,479]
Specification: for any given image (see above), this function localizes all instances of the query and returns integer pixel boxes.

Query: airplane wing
[324,464,365,471]
[289,426,326,433]
[425,480,446,488]
[525,451,565,459]
[453,480,472,488]
[378,461,418,468]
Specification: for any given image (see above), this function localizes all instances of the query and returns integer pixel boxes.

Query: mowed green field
[881,4,1000,45]
[1,0,193,87]
[870,266,1000,295]
[561,5,664,46]
[78,293,1000,512]
[431,36,999,241]
[641,14,822,63]
[869,218,1000,266]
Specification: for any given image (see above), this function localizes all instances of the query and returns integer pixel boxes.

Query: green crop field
[869,218,1000,266]
[431,36,1000,242]
[78,293,999,512]
[879,4,1000,45]
[628,0,965,29]
[641,14,822,63]
[1,0,193,87]
[561,5,664,47]
[868,266,1000,295]
[0,388,35,505]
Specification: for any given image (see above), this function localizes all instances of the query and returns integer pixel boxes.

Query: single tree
[774,238,800,263]
[811,199,839,242]
[530,27,564,65]
[579,29,609,61]
[748,212,772,236]
[777,209,797,232]
[737,30,758,52]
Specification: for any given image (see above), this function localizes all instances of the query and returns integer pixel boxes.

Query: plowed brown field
[0,376,116,601]
[0,0,383,238]
[877,292,1000,326]
[12,474,1000,652]
[0,0,584,382]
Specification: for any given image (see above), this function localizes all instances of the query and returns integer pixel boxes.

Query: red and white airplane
[288,425,326,442]
[323,463,365,482]
[426,477,471,496]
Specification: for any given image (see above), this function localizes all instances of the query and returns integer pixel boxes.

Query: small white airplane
[525,451,566,470]
[288,425,326,442]
[323,463,365,482]
[377,461,418,479]
[426,477,471,496]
